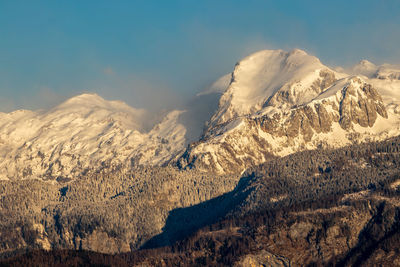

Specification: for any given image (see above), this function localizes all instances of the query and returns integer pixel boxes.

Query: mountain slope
[179,50,400,173]
[208,49,344,128]
[2,136,400,265]
[0,94,187,180]
[1,49,400,179]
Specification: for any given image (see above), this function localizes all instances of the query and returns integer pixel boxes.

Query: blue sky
[1,0,400,112]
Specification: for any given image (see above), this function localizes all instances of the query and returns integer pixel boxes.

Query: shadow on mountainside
[141,174,254,249]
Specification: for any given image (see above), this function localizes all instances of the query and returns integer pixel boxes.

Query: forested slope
[2,136,400,266]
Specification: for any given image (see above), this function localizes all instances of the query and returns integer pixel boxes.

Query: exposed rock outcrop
[179,52,394,173]
[234,250,290,267]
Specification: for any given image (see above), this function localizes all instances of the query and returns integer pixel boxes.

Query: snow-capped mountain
[350,60,378,78]
[351,60,400,80]
[2,49,400,179]
[207,49,347,129]
[0,93,188,180]
[178,49,400,173]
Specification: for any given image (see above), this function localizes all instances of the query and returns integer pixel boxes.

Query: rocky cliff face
[207,49,343,129]
[1,133,400,264]
[0,49,399,179]
[234,250,290,267]
[179,50,398,173]
[0,166,241,255]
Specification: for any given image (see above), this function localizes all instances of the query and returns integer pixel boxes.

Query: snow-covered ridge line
[2,48,400,179]
[179,49,400,173]
[0,93,188,180]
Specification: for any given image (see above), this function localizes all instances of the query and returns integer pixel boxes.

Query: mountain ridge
[1,49,400,179]
[179,50,400,173]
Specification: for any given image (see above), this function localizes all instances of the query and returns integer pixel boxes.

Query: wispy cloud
[19,86,66,111]
[92,71,186,116]
[0,86,66,113]
[0,97,17,113]
[103,66,115,76]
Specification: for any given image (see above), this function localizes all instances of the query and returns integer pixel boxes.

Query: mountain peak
[358,59,375,66]
[57,93,108,109]
[290,48,308,55]
[72,93,102,100]
[350,60,378,78]
[1,49,399,180]
[209,49,335,127]
[53,93,147,117]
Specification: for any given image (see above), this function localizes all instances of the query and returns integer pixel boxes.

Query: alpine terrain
[179,49,400,173]
[1,49,400,266]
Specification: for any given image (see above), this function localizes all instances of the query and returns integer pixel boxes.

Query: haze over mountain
[1,1,400,265]
[1,48,400,266]
[180,49,400,173]
[0,49,400,181]
[2,1,400,115]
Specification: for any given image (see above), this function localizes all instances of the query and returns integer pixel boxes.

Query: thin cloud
[0,97,17,113]
[103,67,115,76]
[20,87,66,111]
[0,87,66,113]
[91,71,186,124]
